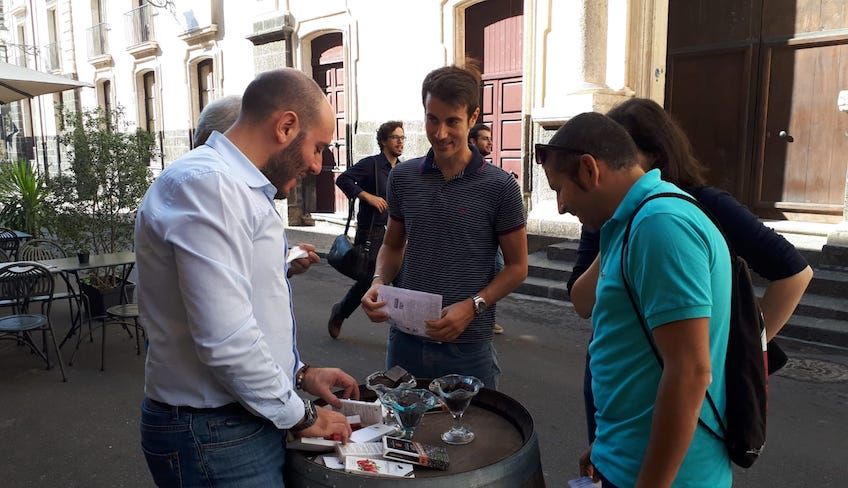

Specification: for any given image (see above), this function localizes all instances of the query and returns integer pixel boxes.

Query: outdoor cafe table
[36,251,136,348]
[285,382,546,487]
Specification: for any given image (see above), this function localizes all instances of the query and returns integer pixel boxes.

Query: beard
[262,131,306,199]
[388,146,403,158]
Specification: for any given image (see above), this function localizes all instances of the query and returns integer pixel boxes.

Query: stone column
[822,90,848,267]
[527,0,631,238]
[574,0,609,92]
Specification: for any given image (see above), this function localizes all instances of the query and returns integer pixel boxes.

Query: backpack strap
[620,192,727,441]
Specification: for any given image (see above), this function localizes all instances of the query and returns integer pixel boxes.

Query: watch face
[474,297,486,314]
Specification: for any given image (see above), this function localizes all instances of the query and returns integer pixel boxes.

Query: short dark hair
[536,112,638,179]
[468,123,491,141]
[606,98,706,187]
[240,68,326,130]
[421,63,482,118]
[376,120,403,150]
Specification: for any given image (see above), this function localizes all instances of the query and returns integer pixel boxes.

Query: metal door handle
[778,130,794,143]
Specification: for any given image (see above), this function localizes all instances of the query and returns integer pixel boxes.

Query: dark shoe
[328,303,344,339]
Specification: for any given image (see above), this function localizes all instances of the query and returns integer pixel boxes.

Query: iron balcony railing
[43,43,60,71]
[125,4,155,46]
[6,45,34,67]
[87,23,110,58]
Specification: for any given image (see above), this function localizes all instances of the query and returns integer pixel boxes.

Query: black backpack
[621,192,767,468]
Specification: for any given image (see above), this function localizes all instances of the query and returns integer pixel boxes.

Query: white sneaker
[493,324,504,334]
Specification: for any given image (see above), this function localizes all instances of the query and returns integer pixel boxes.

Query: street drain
[776,358,848,383]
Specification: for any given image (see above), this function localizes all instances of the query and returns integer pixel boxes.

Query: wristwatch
[471,295,487,315]
[290,399,318,434]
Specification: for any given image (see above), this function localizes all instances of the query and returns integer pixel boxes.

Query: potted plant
[49,106,155,315]
[0,159,53,238]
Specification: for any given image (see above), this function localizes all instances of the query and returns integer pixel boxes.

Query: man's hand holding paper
[376,286,443,338]
[424,298,476,342]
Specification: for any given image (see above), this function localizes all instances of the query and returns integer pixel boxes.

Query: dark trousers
[584,346,597,444]
[336,226,385,319]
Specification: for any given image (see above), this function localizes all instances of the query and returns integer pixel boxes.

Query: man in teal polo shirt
[536,112,731,488]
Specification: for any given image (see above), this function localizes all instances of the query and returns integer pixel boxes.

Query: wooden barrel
[285,382,545,487]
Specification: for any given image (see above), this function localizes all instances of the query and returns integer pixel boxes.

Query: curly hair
[376,120,403,150]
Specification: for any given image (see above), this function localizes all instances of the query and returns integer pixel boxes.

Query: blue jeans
[140,397,286,487]
[386,328,501,389]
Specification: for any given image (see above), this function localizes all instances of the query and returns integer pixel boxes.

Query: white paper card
[321,456,345,469]
[336,399,383,427]
[285,435,338,452]
[349,423,398,444]
[336,442,384,460]
[344,456,414,478]
[286,246,309,263]
[377,285,442,338]
[568,477,601,488]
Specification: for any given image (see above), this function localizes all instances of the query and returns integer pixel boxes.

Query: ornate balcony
[86,23,112,67]
[125,4,159,58]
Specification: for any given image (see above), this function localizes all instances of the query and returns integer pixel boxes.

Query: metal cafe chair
[0,228,19,262]
[19,239,92,346]
[102,301,142,371]
[65,259,140,371]
[82,274,142,372]
[0,262,67,382]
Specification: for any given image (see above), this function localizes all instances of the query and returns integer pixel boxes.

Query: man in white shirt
[136,68,359,487]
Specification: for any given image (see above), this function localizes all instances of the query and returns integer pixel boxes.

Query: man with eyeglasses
[536,112,731,488]
[328,121,405,338]
[360,64,528,390]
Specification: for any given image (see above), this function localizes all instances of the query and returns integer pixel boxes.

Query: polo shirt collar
[608,168,664,224]
[206,131,276,198]
[419,144,485,175]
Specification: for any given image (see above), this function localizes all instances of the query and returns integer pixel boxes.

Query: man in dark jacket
[327,120,404,338]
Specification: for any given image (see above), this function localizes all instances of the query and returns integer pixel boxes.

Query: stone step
[753,286,848,323]
[781,316,848,348]
[514,276,569,301]
[527,252,573,282]
[802,267,848,299]
[545,240,581,262]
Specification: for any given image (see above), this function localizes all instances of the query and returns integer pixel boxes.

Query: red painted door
[312,33,348,215]
[466,0,524,186]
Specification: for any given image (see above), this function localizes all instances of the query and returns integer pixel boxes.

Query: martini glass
[365,370,417,425]
[380,388,439,439]
[429,374,483,445]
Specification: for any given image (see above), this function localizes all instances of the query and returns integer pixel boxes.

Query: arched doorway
[310,32,347,214]
[465,0,524,186]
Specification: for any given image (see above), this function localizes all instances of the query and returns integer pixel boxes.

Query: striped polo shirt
[386,145,525,342]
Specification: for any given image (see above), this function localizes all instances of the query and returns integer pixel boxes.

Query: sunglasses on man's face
[534,143,590,165]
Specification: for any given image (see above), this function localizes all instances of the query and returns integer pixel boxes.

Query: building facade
[1,0,846,251]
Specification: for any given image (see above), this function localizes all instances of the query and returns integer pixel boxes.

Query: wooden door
[666,0,848,220]
[755,1,848,217]
[466,0,524,186]
[665,0,761,203]
[311,33,347,214]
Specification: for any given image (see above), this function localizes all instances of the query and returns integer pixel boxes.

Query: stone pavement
[0,261,846,486]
